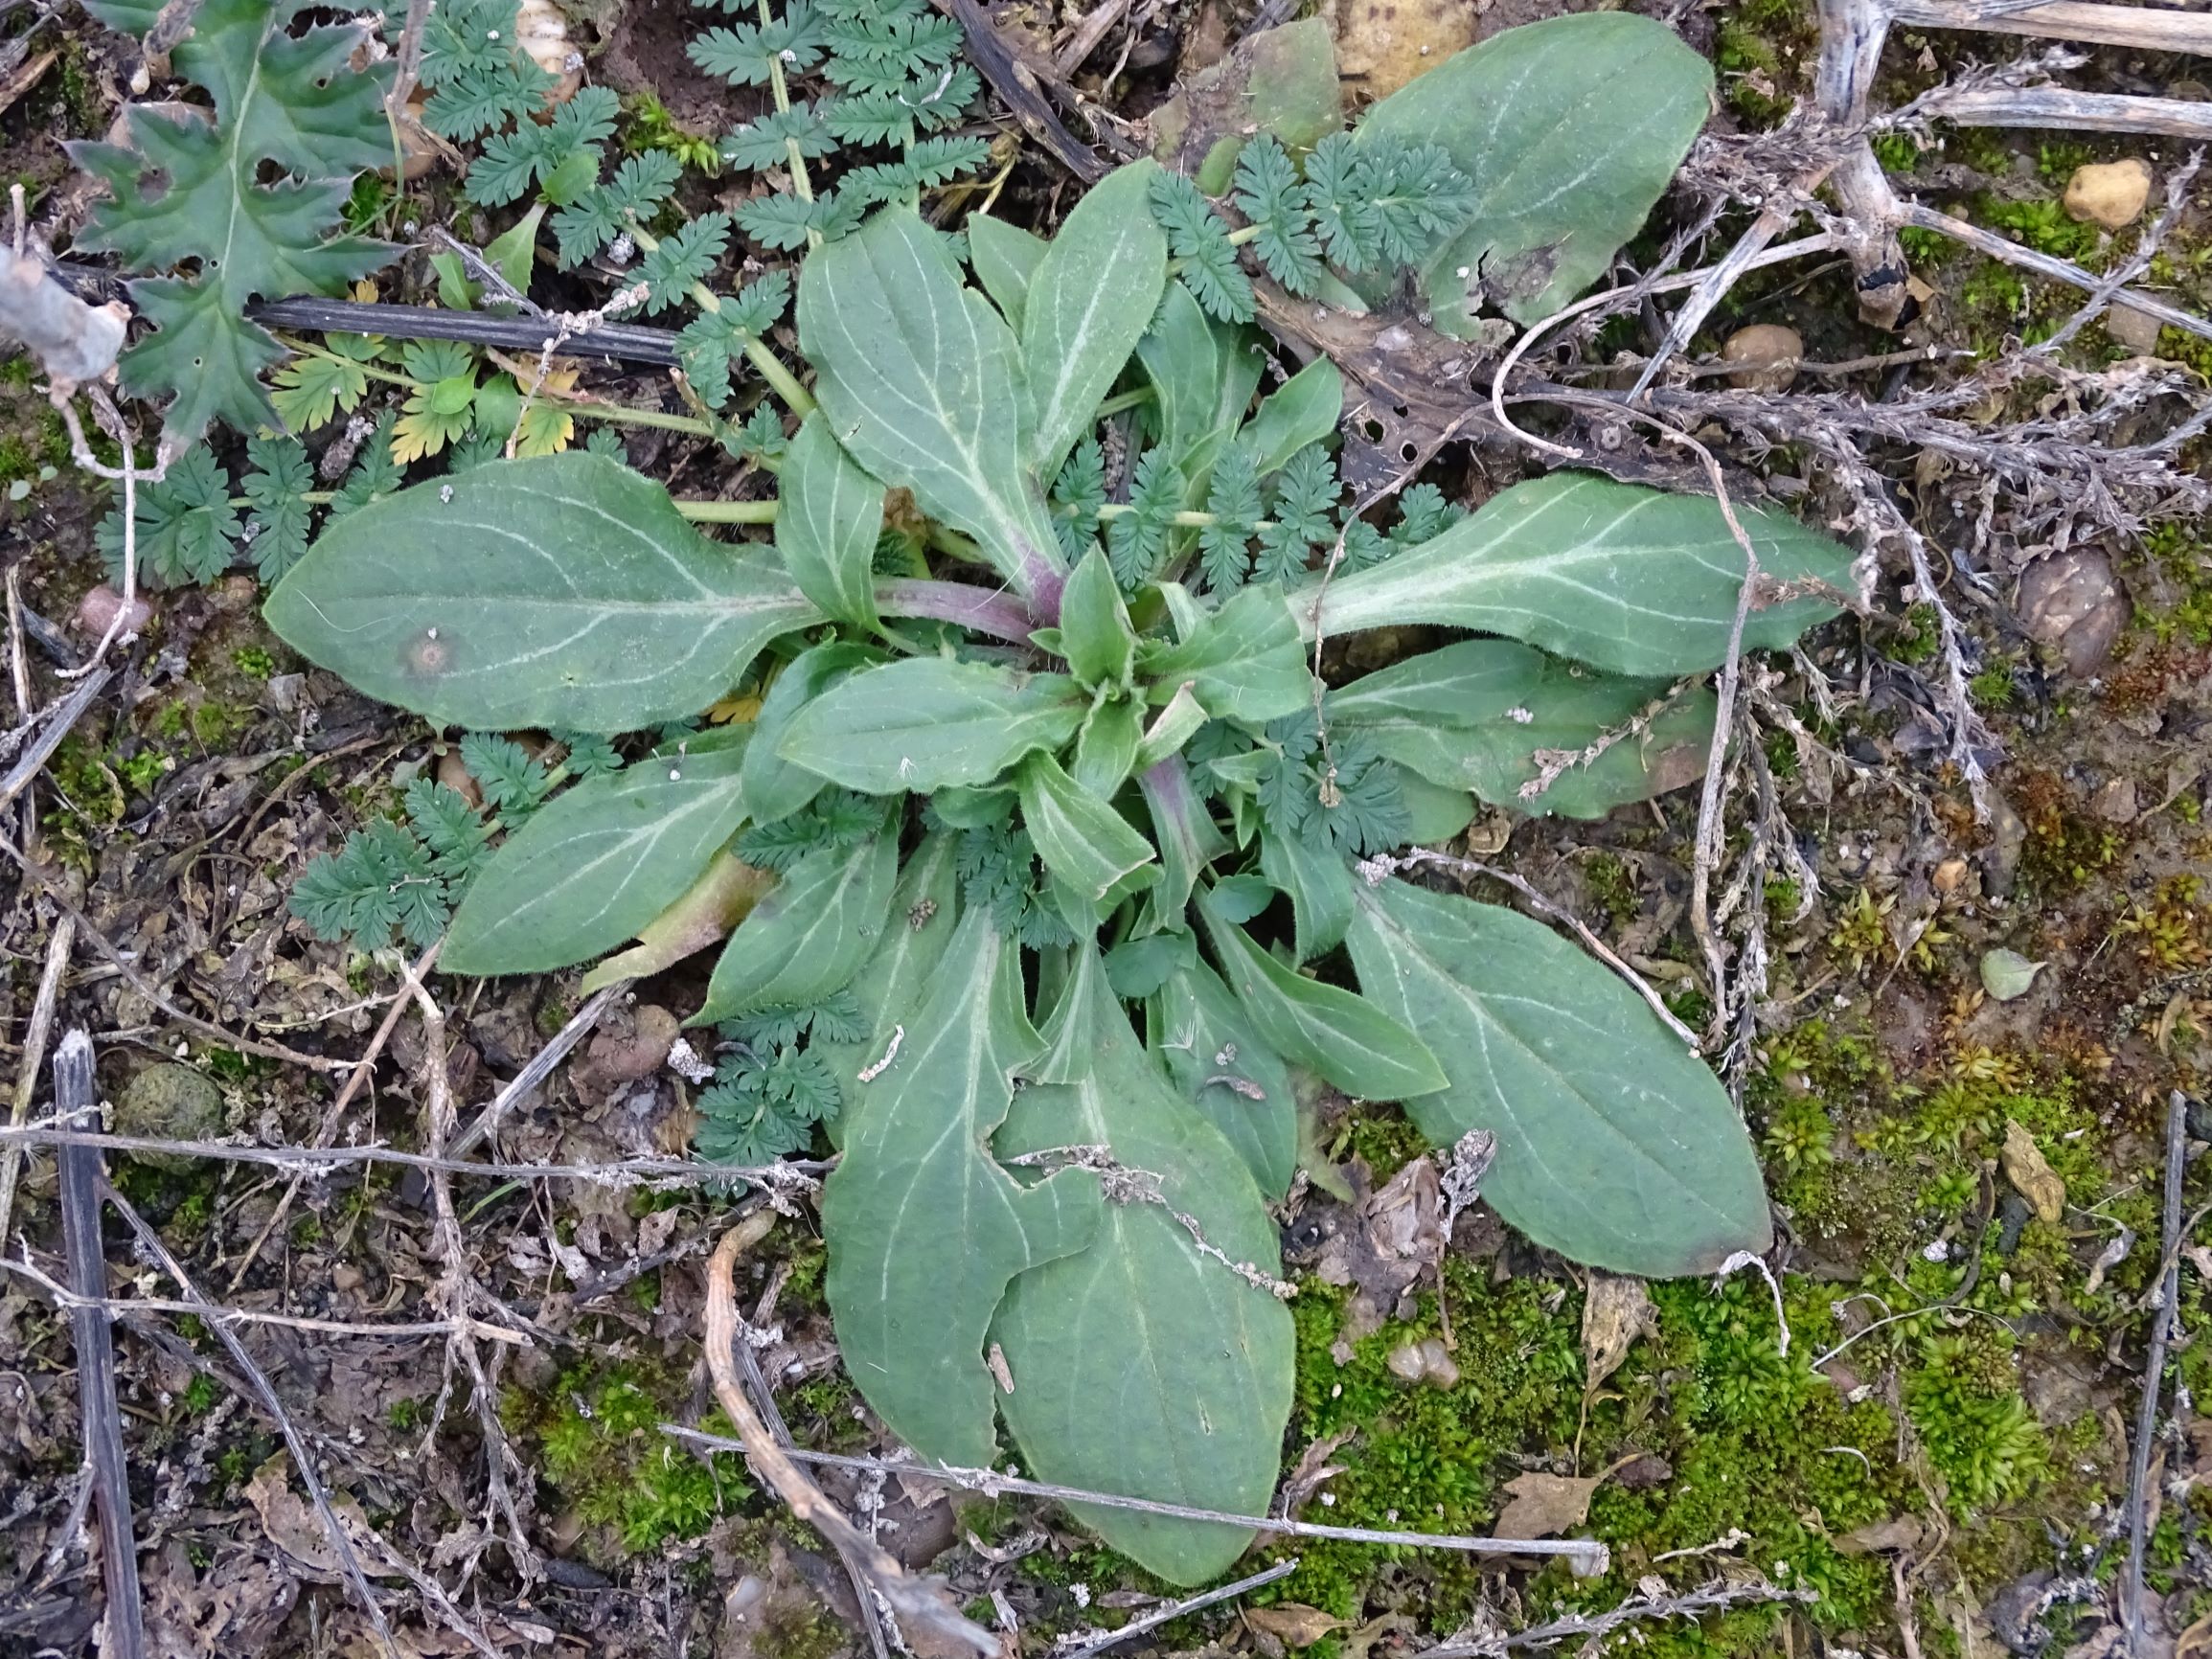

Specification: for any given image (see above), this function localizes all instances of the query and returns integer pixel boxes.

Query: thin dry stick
[1055,1557,1300,1659]
[408,969,537,1587]
[0,912,71,1245]
[0,1121,830,1190]
[1,1259,525,1343]
[2032,154,2201,358]
[1900,201,2212,344]
[229,939,444,1291]
[103,1185,505,1659]
[1887,0,2212,53]
[663,1424,1612,1571]
[1489,234,1840,459]
[2123,1091,2189,1654]
[723,1237,892,1659]
[53,1030,145,1659]
[1672,435,1767,1046]
[1418,1579,1816,1659]
[704,1216,1002,1658]
[0,668,112,812]
[1907,85,2212,138]
[1357,848,1699,1050]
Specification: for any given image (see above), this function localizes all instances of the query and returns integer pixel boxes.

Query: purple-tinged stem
[874,580,1038,644]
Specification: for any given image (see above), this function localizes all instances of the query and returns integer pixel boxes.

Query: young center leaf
[265,453,823,734]
[776,657,1089,794]
[968,215,1047,328]
[1326,640,1720,818]
[695,823,900,1023]
[992,948,1295,1585]
[1345,877,1772,1277]
[444,729,751,975]
[822,910,1105,1466]
[778,414,886,629]
[1302,472,1857,677]
[1355,11,1713,331]
[1235,356,1343,478]
[1015,751,1159,923]
[743,642,885,827]
[796,206,1066,604]
[1136,279,1266,482]
[1020,160,1170,482]
[1143,584,1314,725]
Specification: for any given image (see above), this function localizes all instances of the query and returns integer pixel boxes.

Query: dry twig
[664,1424,1613,1571]
[704,1216,1003,1659]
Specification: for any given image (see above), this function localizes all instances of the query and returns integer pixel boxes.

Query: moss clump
[504,1365,751,1560]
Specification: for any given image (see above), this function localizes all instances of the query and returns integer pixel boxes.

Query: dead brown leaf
[1493,1470,1603,1540]
[2000,1120,2066,1225]
[582,853,773,992]
[1835,1515,1927,1556]
[243,1456,385,1580]
[1245,1604,1345,1648]
[1581,1274,1657,1396]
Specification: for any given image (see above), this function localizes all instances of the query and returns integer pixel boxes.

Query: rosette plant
[263,16,1855,1581]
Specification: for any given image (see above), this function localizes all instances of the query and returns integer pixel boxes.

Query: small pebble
[2063,159,2152,230]
[1722,323,1804,392]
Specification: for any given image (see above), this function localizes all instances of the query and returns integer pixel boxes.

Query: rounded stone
[112,1062,224,1170]
[2063,159,2152,231]
[1722,324,1804,392]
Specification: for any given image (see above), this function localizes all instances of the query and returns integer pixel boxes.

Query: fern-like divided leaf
[696,0,985,251]
[696,990,863,1163]
[416,0,557,139]
[68,0,397,442]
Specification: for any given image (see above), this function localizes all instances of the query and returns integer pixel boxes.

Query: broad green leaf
[1137,755,1228,930]
[1395,767,1479,843]
[1198,896,1446,1101]
[777,414,885,629]
[1016,752,1159,922]
[743,642,883,826]
[1356,13,1712,330]
[1259,828,1355,961]
[1327,640,1718,818]
[1071,695,1145,798]
[1149,958,1299,1200]
[1136,280,1264,481]
[1134,684,1209,773]
[265,453,822,733]
[822,912,1104,1466]
[969,215,1047,328]
[487,204,545,298]
[777,657,1088,794]
[1303,473,1855,677]
[695,825,900,1023]
[1021,161,1170,482]
[445,730,750,976]
[1236,358,1342,477]
[1059,544,1139,691]
[1145,584,1313,725]
[797,207,1065,602]
[67,0,397,440]
[581,852,773,994]
[994,949,1294,1584]
[815,834,963,1143]
[1106,928,1197,998]
[1345,878,1771,1276]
